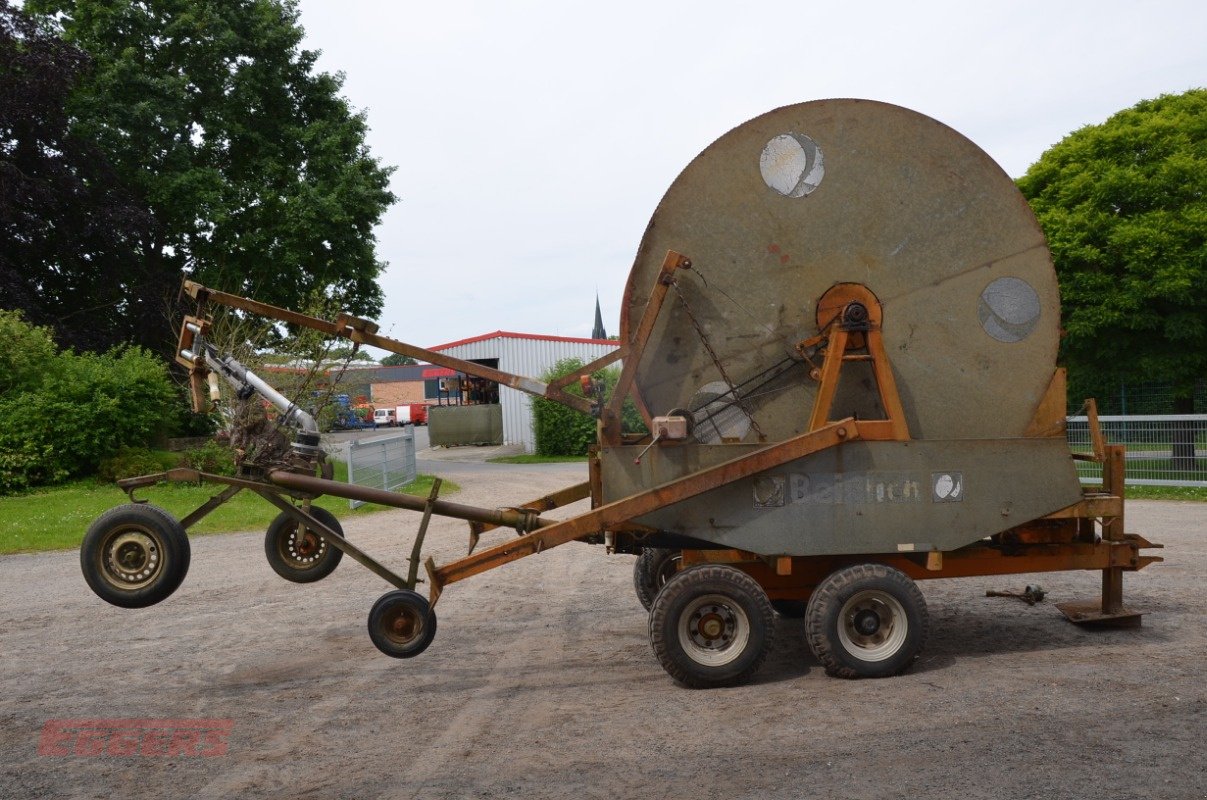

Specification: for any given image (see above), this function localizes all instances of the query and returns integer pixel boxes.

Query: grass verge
[0,465,457,555]
[486,454,589,464]
[1124,485,1207,501]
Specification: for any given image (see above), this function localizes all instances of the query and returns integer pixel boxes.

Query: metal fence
[344,430,417,508]
[1067,414,1207,487]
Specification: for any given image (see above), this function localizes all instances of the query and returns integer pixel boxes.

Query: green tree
[381,353,417,366]
[0,0,153,353]
[23,0,396,356]
[1018,89,1207,466]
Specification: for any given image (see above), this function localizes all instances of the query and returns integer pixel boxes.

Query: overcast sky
[293,0,1205,357]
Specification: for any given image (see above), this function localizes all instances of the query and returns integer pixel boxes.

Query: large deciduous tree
[0,0,154,353]
[1018,89,1207,466]
[22,0,395,355]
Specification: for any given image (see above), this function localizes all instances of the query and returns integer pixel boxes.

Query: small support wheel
[649,564,775,688]
[367,590,437,659]
[805,563,929,679]
[633,547,682,611]
[264,506,344,583]
[80,504,190,608]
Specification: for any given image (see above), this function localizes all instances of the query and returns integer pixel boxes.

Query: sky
[292,0,1206,358]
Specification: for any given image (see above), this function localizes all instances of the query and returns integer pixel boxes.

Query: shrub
[97,448,178,482]
[181,440,236,476]
[531,358,648,456]
[0,310,57,395]
[0,314,180,493]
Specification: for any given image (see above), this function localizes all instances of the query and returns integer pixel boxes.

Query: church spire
[592,295,607,340]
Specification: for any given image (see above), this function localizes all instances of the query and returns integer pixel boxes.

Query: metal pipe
[268,470,557,531]
[205,353,318,433]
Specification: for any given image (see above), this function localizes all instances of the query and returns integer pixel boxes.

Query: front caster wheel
[264,507,344,583]
[80,504,190,608]
[805,563,929,679]
[633,547,681,611]
[368,590,437,659]
[649,565,775,688]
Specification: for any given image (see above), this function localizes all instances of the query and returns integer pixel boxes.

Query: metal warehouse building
[430,331,619,452]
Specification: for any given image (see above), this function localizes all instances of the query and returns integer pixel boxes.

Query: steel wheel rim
[99,527,163,589]
[678,593,750,667]
[837,589,907,662]
[280,523,327,568]
[656,553,681,589]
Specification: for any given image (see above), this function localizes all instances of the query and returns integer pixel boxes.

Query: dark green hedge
[0,310,179,493]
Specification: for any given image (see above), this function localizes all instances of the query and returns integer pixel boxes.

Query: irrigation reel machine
[81,100,1161,687]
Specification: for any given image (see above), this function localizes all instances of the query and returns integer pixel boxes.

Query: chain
[691,266,801,357]
[672,281,767,441]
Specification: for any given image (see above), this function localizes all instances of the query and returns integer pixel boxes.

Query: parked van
[372,408,397,427]
[397,404,428,426]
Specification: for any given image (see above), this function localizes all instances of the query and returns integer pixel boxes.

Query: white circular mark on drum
[689,381,752,444]
[760,133,824,198]
[978,277,1041,343]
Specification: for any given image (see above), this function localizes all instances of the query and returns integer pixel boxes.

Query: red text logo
[38,719,233,757]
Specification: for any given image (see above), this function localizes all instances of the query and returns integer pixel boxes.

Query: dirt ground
[1,460,1204,800]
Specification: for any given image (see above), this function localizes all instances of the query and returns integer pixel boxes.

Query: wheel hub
[696,612,726,641]
[683,598,745,658]
[853,609,881,636]
[294,531,320,557]
[104,530,160,586]
[285,525,325,565]
[837,589,909,661]
[385,607,422,644]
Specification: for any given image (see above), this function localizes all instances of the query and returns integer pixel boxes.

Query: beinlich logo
[38,718,233,757]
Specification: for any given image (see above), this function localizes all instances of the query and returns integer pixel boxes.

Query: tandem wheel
[648,564,775,688]
[368,589,437,658]
[805,563,929,679]
[80,503,191,608]
[633,547,682,611]
[263,506,344,583]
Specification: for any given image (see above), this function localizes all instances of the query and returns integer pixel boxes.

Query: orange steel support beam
[466,481,592,554]
[805,285,909,439]
[601,250,693,444]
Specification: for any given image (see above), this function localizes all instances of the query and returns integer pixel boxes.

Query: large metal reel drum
[621,99,1060,442]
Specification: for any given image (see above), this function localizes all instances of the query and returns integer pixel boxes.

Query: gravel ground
[1,461,1203,800]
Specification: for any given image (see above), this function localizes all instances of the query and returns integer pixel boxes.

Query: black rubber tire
[805,563,929,679]
[771,599,808,618]
[264,507,344,583]
[80,503,190,608]
[649,565,775,689]
[633,547,681,611]
[368,589,438,658]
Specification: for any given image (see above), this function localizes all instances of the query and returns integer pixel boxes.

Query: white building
[431,331,619,452]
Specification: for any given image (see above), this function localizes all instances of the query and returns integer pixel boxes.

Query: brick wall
[371,381,427,407]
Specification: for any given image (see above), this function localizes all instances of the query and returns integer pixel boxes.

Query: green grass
[0,464,458,555]
[486,454,589,464]
[1125,485,1207,501]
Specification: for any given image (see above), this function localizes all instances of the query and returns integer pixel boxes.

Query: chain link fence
[1067,414,1207,487]
[343,430,417,508]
